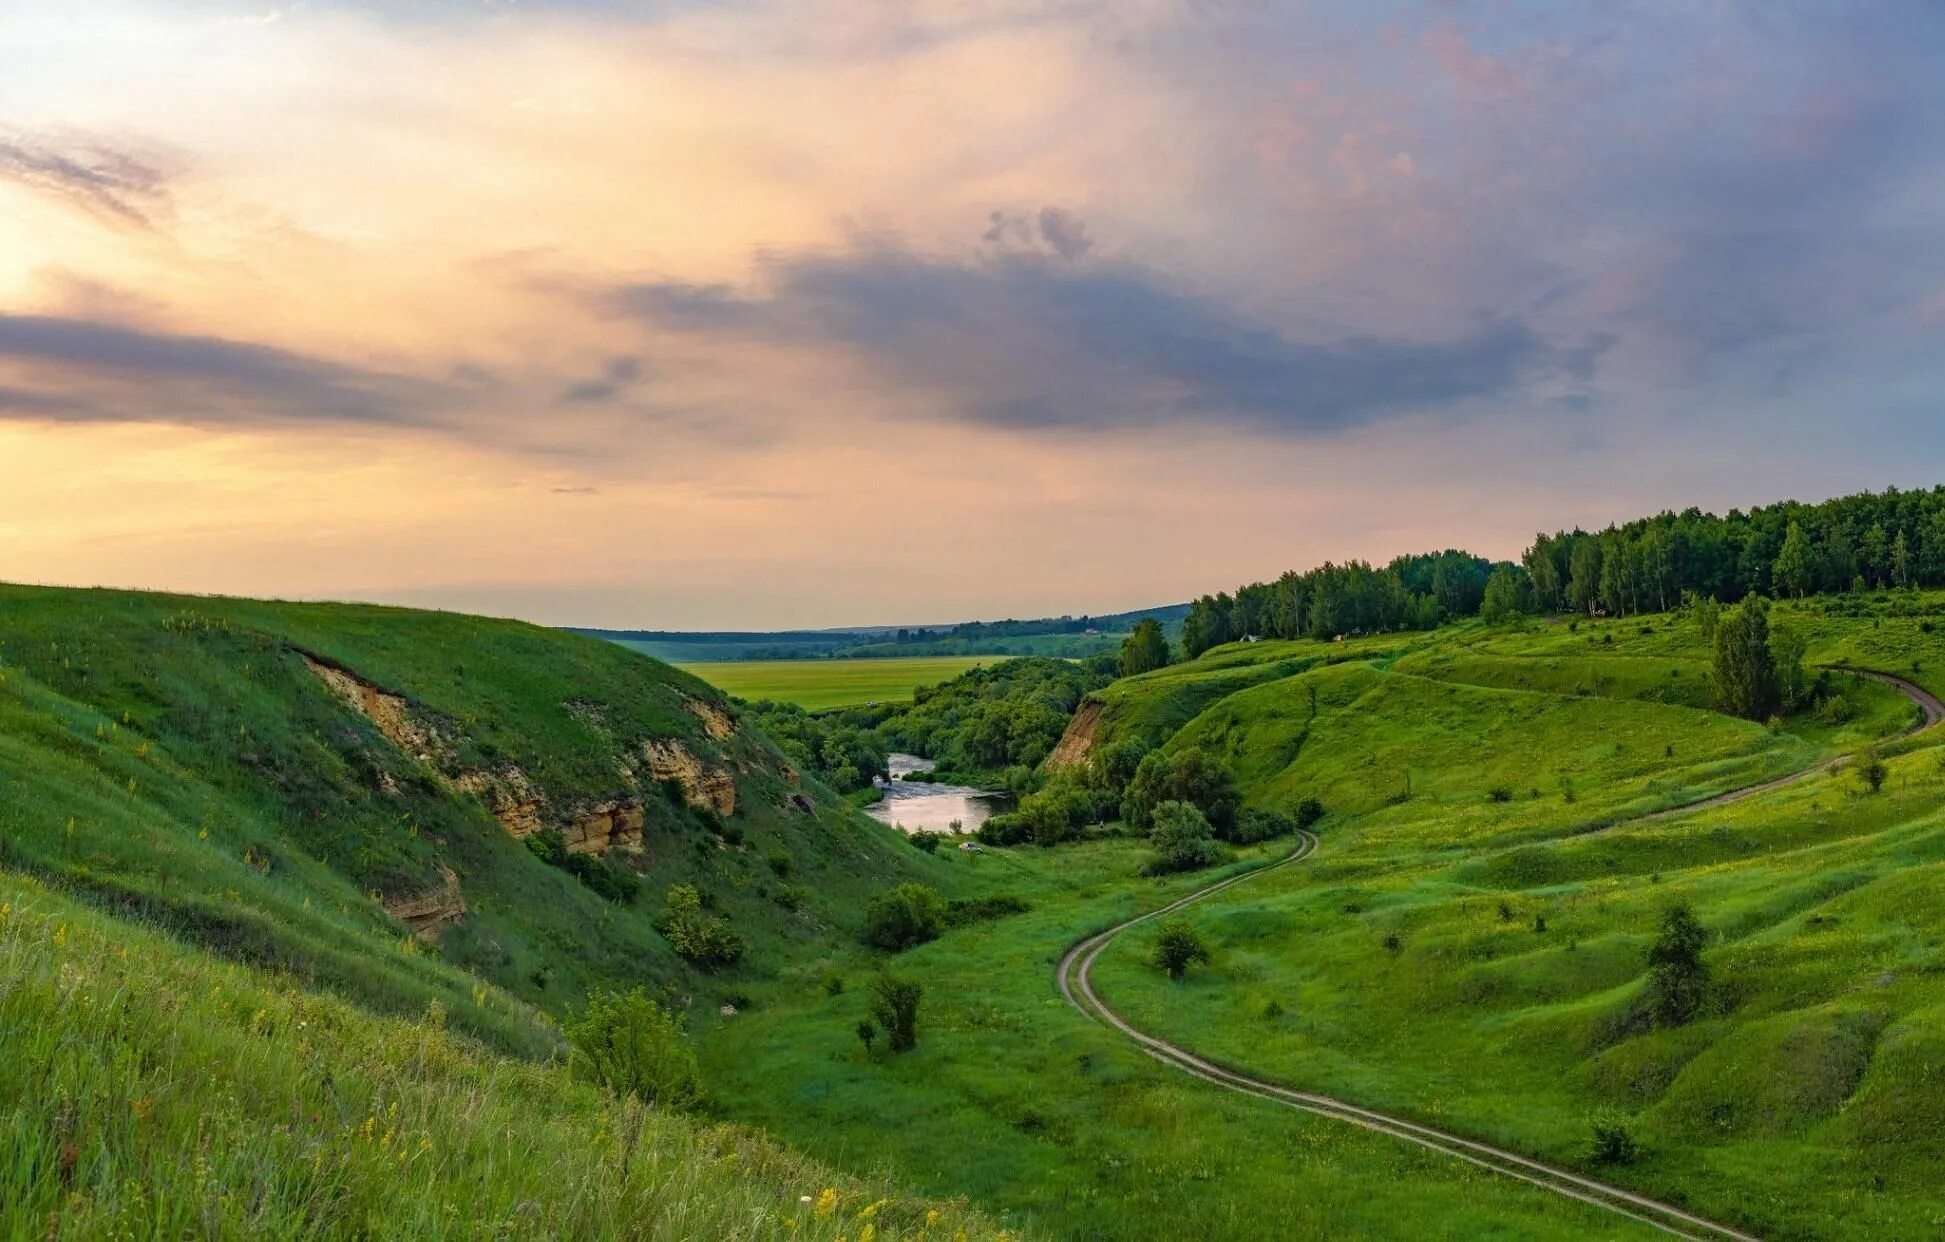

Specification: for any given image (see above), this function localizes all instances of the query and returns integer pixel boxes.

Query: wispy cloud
[0,314,448,428]
[602,243,1577,435]
[0,133,171,229]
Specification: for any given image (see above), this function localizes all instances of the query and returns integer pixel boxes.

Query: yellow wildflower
[814,1189,837,1218]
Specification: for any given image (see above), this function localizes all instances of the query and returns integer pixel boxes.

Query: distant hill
[569,601,1191,662]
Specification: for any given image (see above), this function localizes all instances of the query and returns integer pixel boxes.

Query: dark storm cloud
[560,355,644,404]
[603,247,1572,434]
[0,136,170,229]
[1037,207,1092,260]
[0,314,446,428]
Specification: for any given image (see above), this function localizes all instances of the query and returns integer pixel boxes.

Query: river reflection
[865,753,1014,835]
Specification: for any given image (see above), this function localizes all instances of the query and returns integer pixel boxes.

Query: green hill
[21,575,1945,1239]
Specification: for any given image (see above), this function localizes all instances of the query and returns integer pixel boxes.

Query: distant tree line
[1175,486,1945,658]
[1179,550,1502,658]
[1522,486,1945,617]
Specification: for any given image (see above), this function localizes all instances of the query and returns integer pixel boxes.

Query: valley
[13,498,1945,1239]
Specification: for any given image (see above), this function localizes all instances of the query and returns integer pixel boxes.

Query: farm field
[678,655,1003,709]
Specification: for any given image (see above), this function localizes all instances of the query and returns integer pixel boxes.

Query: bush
[908,830,944,853]
[1855,746,1889,795]
[943,894,1030,926]
[1230,806,1295,844]
[1294,797,1326,831]
[525,828,641,904]
[1644,902,1708,1027]
[862,883,946,952]
[869,972,923,1053]
[1588,1110,1639,1165]
[1143,801,1223,875]
[659,884,745,970]
[1121,748,1241,833]
[765,848,794,877]
[565,988,702,1111]
[1487,785,1514,804]
[1152,918,1211,979]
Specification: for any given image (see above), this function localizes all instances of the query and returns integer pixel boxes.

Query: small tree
[869,973,923,1053]
[1588,1110,1639,1164]
[1152,918,1211,979]
[862,883,946,952]
[660,884,745,970]
[1769,625,1810,712]
[566,988,702,1111]
[1645,903,1709,1027]
[1144,801,1224,874]
[1713,595,1779,721]
[856,1019,877,1054]
[1855,746,1889,795]
[1118,618,1173,677]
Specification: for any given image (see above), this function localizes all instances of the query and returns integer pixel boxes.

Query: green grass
[0,869,998,1240]
[680,656,1004,710]
[17,579,1945,1239]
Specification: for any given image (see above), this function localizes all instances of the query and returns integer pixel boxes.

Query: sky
[3,1,1944,629]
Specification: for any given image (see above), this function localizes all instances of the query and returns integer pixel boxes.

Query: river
[864,753,1014,835]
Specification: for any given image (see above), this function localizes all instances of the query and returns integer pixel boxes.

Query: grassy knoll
[0,869,997,1240]
[716,596,1945,1240]
[701,840,1661,1240]
[16,578,1945,1239]
[680,656,1003,711]
[0,583,953,1035]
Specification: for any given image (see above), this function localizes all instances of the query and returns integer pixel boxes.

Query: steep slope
[0,583,951,1043]
[0,868,1000,1240]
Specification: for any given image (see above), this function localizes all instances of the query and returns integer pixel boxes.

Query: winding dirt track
[1055,668,1942,1241]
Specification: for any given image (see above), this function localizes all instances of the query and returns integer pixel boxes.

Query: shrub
[765,848,794,877]
[1294,797,1326,831]
[1487,785,1514,804]
[1588,1111,1639,1165]
[862,883,946,952]
[943,894,1030,927]
[1143,801,1223,875]
[856,1019,877,1054]
[660,884,745,970]
[1152,918,1211,979]
[869,972,923,1053]
[1644,902,1708,1027]
[908,830,944,853]
[565,988,702,1111]
[526,828,641,904]
[1121,748,1241,833]
[1855,746,1889,795]
[1230,806,1295,844]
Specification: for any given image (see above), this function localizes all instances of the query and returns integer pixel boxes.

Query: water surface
[865,753,1013,835]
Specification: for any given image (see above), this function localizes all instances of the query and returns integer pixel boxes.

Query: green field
[15,579,1945,1238]
[678,656,1002,710]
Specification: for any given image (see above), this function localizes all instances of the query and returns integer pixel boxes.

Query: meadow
[678,656,1002,710]
[13,579,1945,1239]
[705,597,1945,1239]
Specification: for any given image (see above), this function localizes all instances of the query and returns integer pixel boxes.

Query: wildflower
[926,1210,941,1227]
[814,1188,837,1217]
[859,1226,875,1242]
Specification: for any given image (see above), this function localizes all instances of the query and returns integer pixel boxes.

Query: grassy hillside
[711,592,1945,1239]
[18,579,1945,1239]
[0,584,957,1039]
[0,869,997,1240]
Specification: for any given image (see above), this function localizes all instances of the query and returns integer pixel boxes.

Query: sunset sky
[4,2,1944,628]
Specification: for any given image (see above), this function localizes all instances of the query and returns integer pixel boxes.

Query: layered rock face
[303,652,736,859]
